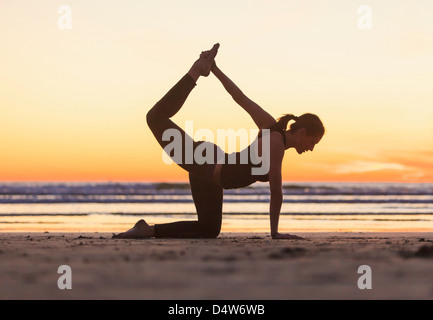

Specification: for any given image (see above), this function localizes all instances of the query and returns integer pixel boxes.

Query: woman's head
[275,113,325,154]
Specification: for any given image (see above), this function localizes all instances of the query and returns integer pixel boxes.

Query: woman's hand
[200,50,208,59]
[211,60,217,71]
[200,50,218,71]
[272,232,304,240]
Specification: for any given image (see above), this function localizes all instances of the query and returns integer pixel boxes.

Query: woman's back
[219,127,286,189]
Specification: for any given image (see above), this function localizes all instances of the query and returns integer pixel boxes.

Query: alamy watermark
[55,4,371,31]
[57,265,72,290]
[161,121,271,176]
[357,265,372,290]
[58,5,72,30]
[358,5,372,30]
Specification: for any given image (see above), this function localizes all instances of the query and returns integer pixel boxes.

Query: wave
[1,182,433,204]
[1,211,433,217]
[0,213,88,216]
[1,182,433,195]
[1,195,433,204]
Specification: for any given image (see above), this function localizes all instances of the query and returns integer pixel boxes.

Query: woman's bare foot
[188,43,219,81]
[200,43,219,60]
[112,219,154,239]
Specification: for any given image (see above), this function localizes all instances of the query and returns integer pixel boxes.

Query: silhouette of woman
[113,44,325,240]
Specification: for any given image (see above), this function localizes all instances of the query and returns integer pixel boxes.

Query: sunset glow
[1,0,432,183]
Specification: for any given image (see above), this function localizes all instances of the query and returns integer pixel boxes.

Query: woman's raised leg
[146,44,219,174]
[112,44,222,239]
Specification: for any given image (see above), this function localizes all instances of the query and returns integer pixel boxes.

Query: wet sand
[1,232,433,300]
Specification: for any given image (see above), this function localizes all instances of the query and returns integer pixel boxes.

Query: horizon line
[0,180,432,184]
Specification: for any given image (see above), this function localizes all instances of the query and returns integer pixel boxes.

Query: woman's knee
[200,221,221,239]
[146,107,158,127]
[202,230,220,239]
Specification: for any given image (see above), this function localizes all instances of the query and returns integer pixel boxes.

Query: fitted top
[220,127,286,189]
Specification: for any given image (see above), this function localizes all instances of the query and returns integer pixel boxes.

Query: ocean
[1,182,432,233]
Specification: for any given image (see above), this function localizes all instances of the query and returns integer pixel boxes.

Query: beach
[1,232,433,300]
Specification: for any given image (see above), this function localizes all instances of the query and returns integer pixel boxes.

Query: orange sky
[1,0,432,183]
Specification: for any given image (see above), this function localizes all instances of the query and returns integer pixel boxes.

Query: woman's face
[294,128,323,154]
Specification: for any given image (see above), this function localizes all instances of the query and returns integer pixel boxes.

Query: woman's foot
[112,219,154,239]
[188,43,219,81]
[202,43,219,62]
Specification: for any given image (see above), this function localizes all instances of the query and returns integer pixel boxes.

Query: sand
[1,232,433,300]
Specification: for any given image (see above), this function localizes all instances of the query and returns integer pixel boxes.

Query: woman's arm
[268,135,284,237]
[211,64,276,129]
[268,134,304,240]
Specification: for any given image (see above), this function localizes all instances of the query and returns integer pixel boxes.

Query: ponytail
[271,114,297,133]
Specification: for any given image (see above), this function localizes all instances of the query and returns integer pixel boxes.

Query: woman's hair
[272,113,325,137]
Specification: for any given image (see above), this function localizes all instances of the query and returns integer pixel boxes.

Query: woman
[113,43,325,240]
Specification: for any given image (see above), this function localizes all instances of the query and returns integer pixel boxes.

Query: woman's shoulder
[257,129,285,148]
[260,119,278,130]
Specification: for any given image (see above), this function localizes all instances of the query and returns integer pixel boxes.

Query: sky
[0,0,432,183]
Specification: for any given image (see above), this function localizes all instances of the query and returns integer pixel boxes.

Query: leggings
[146,73,223,238]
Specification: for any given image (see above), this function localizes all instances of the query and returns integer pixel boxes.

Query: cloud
[382,151,433,171]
